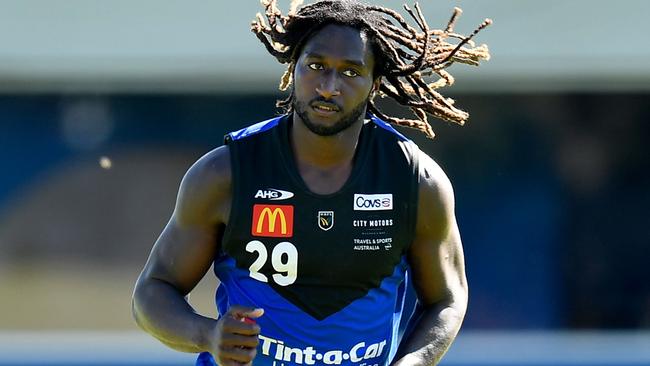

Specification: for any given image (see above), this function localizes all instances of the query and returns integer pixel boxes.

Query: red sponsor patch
[251,204,294,237]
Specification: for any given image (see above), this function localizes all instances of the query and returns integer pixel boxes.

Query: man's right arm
[131,146,261,364]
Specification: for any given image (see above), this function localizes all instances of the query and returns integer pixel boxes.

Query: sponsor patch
[354,237,393,250]
[255,188,294,200]
[258,334,387,365]
[352,219,394,227]
[353,194,393,211]
[252,204,294,237]
[317,211,334,231]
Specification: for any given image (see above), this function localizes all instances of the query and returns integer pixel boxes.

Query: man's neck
[289,112,364,168]
[289,112,365,194]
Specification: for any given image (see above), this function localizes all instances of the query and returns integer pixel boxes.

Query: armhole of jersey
[220,141,239,255]
[406,142,420,253]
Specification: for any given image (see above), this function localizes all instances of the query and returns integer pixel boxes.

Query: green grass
[0,262,219,330]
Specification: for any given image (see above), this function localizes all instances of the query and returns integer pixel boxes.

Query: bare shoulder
[417,150,455,211]
[175,145,232,226]
[416,150,456,236]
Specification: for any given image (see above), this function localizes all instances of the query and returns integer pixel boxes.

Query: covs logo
[255,188,294,200]
[252,204,294,237]
[353,194,393,211]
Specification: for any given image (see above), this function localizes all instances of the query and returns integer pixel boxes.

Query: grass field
[2,264,649,366]
[0,261,218,330]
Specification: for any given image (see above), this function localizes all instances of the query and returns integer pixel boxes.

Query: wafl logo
[353,194,393,211]
[317,211,334,231]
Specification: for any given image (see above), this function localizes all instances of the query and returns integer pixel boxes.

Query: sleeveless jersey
[197,113,420,366]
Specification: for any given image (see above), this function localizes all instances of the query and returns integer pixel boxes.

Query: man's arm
[392,151,468,366]
[132,146,262,365]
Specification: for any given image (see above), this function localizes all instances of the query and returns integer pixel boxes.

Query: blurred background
[0,0,648,365]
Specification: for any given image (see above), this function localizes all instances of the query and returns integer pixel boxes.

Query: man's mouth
[311,101,340,115]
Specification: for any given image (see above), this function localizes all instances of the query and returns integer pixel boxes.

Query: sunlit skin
[291,24,380,195]
[292,25,377,137]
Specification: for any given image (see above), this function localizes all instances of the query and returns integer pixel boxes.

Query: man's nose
[315,72,341,99]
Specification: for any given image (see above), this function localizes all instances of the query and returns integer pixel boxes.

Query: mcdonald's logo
[251,204,294,237]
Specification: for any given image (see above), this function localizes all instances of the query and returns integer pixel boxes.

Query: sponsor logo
[353,194,393,211]
[353,245,380,251]
[255,188,295,200]
[317,211,334,231]
[352,219,394,227]
[354,237,392,250]
[252,204,294,238]
[259,334,387,365]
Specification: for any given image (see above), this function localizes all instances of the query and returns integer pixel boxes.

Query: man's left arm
[392,152,468,366]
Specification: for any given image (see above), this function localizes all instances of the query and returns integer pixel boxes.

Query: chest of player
[224,181,412,291]
[221,118,418,318]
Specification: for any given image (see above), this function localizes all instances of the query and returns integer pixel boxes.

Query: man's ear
[373,77,381,93]
[370,77,381,98]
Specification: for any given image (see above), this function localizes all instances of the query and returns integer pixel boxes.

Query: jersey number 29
[245,240,298,286]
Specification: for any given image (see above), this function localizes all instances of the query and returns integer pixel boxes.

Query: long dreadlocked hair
[251,0,491,138]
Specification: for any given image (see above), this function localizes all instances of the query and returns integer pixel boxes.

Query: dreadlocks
[251,0,491,138]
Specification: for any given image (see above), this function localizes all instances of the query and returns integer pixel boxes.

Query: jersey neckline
[274,114,374,199]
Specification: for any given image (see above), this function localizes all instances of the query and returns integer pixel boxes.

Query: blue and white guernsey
[197,114,420,366]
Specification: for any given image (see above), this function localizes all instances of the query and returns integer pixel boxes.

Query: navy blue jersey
[197,114,420,366]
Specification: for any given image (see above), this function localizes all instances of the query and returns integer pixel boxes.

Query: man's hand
[209,306,264,366]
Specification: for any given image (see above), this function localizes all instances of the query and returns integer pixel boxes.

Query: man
[132,1,490,365]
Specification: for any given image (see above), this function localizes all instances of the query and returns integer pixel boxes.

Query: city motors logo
[252,204,294,238]
[353,194,393,211]
[255,188,294,200]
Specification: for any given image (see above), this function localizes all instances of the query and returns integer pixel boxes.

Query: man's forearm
[391,302,466,366]
[132,278,217,353]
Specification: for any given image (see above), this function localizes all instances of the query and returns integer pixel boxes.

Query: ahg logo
[353,194,393,211]
[255,188,294,200]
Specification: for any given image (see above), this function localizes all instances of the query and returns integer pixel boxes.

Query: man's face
[292,24,377,136]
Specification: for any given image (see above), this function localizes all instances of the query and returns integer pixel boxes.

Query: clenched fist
[207,306,264,366]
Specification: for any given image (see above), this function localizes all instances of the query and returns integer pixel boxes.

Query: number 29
[245,240,298,286]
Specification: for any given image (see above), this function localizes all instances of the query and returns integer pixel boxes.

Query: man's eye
[342,69,359,77]
[308,63,323,70]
